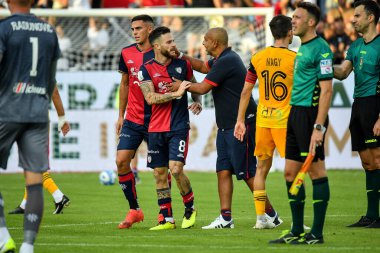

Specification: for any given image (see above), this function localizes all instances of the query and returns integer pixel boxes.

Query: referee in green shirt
[334,0,380,228]
[270,2,333,244]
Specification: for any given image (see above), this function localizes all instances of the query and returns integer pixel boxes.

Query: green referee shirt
[291,36,334,107]
[346,34,380,98]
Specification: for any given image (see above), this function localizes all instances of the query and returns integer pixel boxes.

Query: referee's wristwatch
[314,124,326,134]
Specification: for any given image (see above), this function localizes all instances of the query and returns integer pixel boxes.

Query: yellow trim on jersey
[250,47,296,128]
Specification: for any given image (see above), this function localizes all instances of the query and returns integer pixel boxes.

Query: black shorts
[216,122,256,180]
[117,120,148,151]
[285,106,328,162]
[147,130,189,168]
[350,96,380,151]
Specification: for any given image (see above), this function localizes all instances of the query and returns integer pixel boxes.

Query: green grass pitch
[1,170,379,253]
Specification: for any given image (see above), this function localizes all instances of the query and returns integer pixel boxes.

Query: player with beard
[138,26,202,230]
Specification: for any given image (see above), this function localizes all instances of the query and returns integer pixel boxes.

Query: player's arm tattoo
[139,81,178,105]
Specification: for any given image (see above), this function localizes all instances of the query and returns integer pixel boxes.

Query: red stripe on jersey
[120,45,153,125]
[204,78,218,87]
[185,59,193,81]
[149,103,171,132]
[205,61,211,71]
[142,59,190,132]
[245,71,257,85]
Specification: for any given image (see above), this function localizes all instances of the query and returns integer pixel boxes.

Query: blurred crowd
[2,0,379,69]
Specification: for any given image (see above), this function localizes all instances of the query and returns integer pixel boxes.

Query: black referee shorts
[350,96,380,151]
[285,106,328,162]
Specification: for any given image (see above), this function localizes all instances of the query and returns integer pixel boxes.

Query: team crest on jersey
[175,67,182,74]
[138,71,144,81]
[320,59,332,74]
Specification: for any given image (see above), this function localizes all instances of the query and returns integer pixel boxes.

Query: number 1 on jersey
[29,37,38,77]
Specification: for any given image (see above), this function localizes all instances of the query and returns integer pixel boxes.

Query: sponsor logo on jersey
[158,81,169,93]
[153,73,161,78]
[320,59,332,75]
[127,60,134,64]
[138,71,144,81]
[119,133,131,138]
[321,53,330,58]
[130,67,138,77]
[13,82,46,95]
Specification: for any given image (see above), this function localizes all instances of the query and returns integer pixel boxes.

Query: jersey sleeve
[317,47,334,81]
[118,52,128,73]
[206,58,214,70]
[53,31,61,61]
[345,42,354,63]
[138,65,151,84]
[245,61,257,84]
[204,57,230,87]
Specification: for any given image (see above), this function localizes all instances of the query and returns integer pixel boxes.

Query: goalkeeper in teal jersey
[334,0,380,228]
[270,2,333,245]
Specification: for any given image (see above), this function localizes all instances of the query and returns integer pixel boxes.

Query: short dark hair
[131,14,154,26]
[149,26,171,45]
[297,1,321,25]
[269,15,292,40]
[354,0,380,24]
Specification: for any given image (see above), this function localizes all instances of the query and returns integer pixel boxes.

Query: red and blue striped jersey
[119,44,154,127]
[139,58,193,132]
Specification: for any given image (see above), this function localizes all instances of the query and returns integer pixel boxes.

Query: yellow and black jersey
[247,46,296,128]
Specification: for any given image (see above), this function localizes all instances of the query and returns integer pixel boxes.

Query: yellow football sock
[254,190,266,216]
[23,188,27,200]
[43,172,58,194]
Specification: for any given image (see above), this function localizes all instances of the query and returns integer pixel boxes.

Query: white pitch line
[33,243,380,251]
[7,214,360,230]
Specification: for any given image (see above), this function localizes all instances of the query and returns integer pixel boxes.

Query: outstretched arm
[334,60,353,80]
[174,47,209,74]
[139,81,190,105]
[189,85,203,115]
